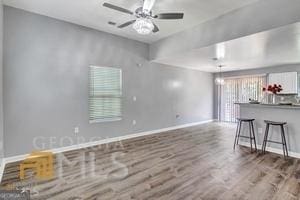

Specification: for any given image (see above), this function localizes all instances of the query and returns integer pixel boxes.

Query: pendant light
[215,65,225,85]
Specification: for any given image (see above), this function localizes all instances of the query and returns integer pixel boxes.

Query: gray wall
[213,64,300,119]
[3,7,214,157]
[0,1,3,161]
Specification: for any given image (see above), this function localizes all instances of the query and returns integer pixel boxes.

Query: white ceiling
[3,0,259,44]
[155,22,300,72]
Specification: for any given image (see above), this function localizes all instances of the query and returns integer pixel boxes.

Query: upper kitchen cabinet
[268,72,298,94]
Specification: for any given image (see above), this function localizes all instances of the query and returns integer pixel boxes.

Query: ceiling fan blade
[118,20,136,28]
[152,23,159,33]
[143,0,156,12]
[103,3,133,15]
[155,13,184,19]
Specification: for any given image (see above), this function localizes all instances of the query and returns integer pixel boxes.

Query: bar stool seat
[262,120,288,157]
[237,118,255,122]
[234,118,257,152]
[264,120,287,125]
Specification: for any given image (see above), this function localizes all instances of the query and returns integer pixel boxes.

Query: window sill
[89,118,122,124]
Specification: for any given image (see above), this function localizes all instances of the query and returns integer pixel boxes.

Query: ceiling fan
[103,0,184,35]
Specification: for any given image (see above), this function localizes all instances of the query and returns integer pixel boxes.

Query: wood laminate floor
[1,122,300,200]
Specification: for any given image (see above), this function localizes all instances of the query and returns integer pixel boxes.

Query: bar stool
[262,120,288,157]
[233,118,257,152]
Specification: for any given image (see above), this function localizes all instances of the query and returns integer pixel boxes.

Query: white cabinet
[268,72,298,94]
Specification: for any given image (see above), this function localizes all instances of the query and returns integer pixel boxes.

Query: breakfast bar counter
[236,102,300,109]
[235,103,300,156]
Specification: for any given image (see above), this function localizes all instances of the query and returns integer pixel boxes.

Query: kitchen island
[235,103,300,157]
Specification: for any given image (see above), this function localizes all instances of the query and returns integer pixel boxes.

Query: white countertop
[235,102,300,109]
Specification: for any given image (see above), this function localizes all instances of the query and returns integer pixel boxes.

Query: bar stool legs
[262,123,270,154]
[233,120,242,150]
[250,120,257,152]
[280,125,288,157]
[262,121,288,158]
[235,119,289,158]
[233,118,257,152]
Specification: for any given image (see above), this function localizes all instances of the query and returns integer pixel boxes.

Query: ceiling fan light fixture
[103,1,184,34]
[133,18,154,35]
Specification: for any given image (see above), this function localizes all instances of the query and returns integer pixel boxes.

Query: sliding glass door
[220,75,266,122]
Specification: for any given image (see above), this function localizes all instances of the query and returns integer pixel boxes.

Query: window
[89,66,122,123]
[220,75,266,122]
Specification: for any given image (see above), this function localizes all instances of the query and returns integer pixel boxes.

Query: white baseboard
[0,119,214,181]
[238,141,300,159]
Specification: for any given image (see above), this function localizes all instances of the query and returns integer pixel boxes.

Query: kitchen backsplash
[260,94,300,104]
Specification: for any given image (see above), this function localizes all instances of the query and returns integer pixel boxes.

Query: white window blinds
[89,66,122,123]
[220,75,266,122]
